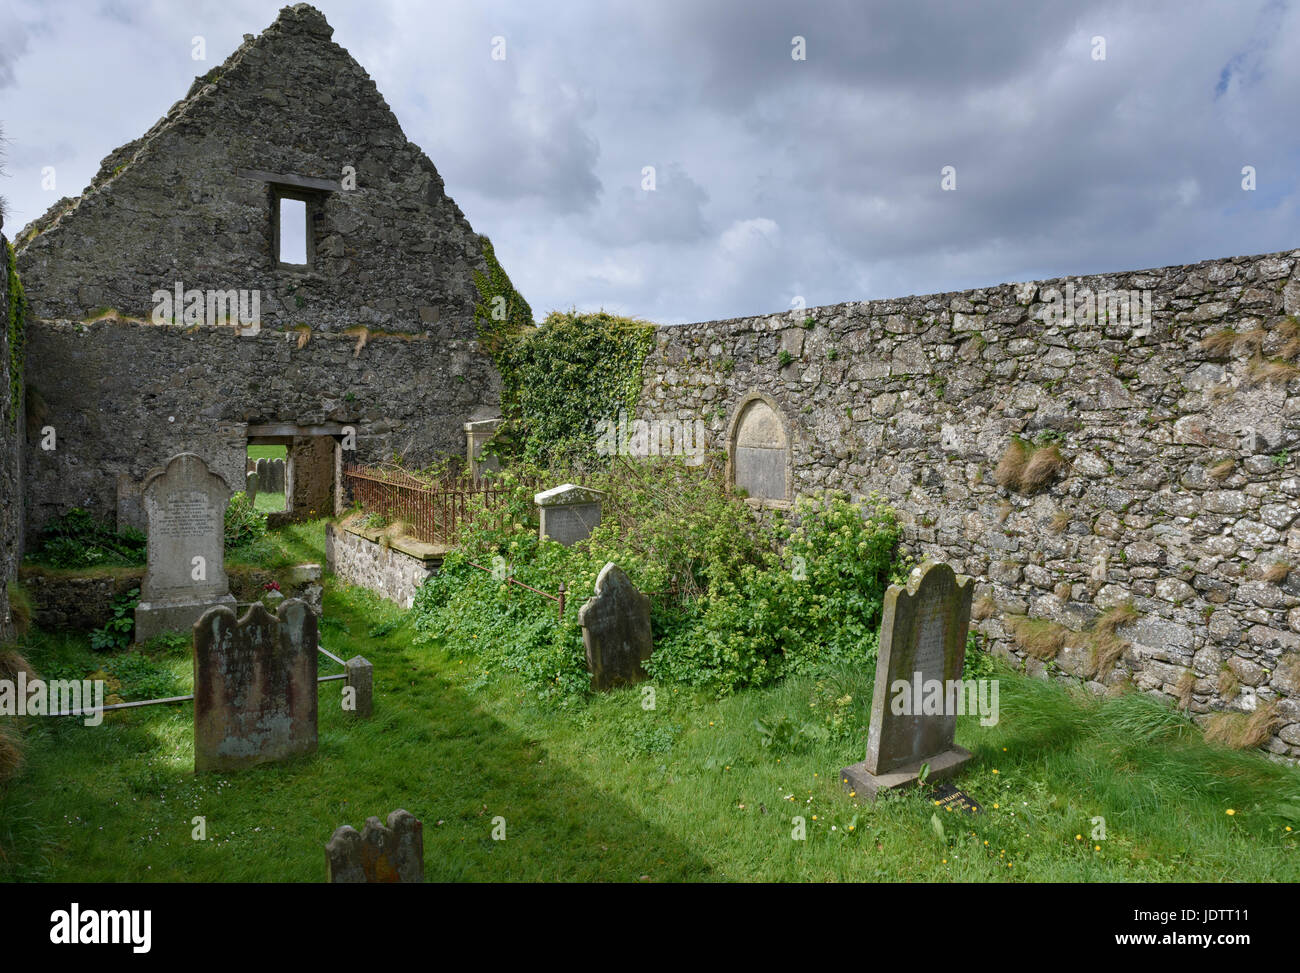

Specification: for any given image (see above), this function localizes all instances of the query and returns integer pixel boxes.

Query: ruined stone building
[9,4,502,553]
[3,3,1300,755]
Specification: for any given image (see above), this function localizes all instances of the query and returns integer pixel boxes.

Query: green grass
[246,445,286,461]
[1,523,1298,882]
[253,491,286,514]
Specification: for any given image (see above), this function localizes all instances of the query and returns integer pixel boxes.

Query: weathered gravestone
[345,655,374,718]
[534,483,606,546]
[326,809,424,883]
[841,561,974,801]
[464,417,504,482]
[134,453,237,642]
[193,598,318,773]
[245,470,259,502]
[578,562,653,692]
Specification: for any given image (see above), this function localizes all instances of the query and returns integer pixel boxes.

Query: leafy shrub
[411,458,901,703]
[224,491,267,548]
[28,508,146,568]
[90,588,139,652]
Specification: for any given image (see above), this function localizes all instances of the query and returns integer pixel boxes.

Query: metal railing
[50,643,349,718]
[342,464,536,545]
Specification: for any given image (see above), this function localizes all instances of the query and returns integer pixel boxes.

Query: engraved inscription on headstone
[193,598,318,772]
[840,561,974,801]
[134,453,236,642]
[534,483,606,547]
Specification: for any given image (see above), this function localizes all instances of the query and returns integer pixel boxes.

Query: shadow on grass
[0,584,714,883]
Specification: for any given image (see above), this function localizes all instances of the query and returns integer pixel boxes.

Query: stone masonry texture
[639,247,1300,759]
[13,4,501,542]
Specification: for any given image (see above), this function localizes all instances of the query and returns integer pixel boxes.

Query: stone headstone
[346,655,373,718]
[255,457,269,491]
[464,418,504,481]
[134,453,236,642]
[193,598,319,772]
[841,561,974,801]
[270,457,286,493]
[326,809,424,883]
[245,469,259,502]
[578,562,653,692]
[534,483,605,546]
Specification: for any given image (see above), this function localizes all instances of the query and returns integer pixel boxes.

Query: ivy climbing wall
[1,232,25,640]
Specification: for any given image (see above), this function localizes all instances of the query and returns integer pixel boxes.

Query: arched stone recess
[725,391,794,507]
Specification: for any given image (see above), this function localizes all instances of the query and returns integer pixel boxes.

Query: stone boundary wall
[325,522,442,608]
[22,318,498,545]
[639,246,1300,759]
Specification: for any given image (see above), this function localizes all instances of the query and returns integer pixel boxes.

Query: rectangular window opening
[278,196,308,265]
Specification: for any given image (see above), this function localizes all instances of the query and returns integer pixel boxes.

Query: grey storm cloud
[2,0,1299,325]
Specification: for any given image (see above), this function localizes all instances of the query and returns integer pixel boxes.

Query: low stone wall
[20,563,321,632]
[19,569,144,632]
[325,522,444,608]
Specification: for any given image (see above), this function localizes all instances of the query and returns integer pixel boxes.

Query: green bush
[492,311,657,467]
[224,491,267,548]
[90,588,139,652]
[410,459,901,703]
[28,508,146,568]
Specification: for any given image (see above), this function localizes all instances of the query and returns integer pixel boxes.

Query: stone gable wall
[22,318,497,542]
[640,247,1300,759]
[17,4,484,336]
[12,5,502,542]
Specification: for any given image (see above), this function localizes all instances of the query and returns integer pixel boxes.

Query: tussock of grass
[1208,459,1235,481]
[0,649,36,686]
[1095,600,1138,637]
[1097,690,1197,743]
[1262,561,1290,584]
[1200,328,1240,357]
[1007,615,1069,660]
[1277,316,1300,359]
[1236,328,1267,356]
[1217,668,1240,698]
[1248,356,1300,386]
[994,438,1031,491]
[1022,445,1065,492]
[1088,633,1129,680]
[1085,601,1137,680]
[994,438,1065,495]
[1204,702,1282,750]
[1174,670,1196,710]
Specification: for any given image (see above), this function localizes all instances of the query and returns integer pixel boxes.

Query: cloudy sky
[2,0,1298,324]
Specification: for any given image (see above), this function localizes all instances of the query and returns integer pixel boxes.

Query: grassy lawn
[253,491,286,514]
[246,445,286,461]
[2,521,1299,882]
